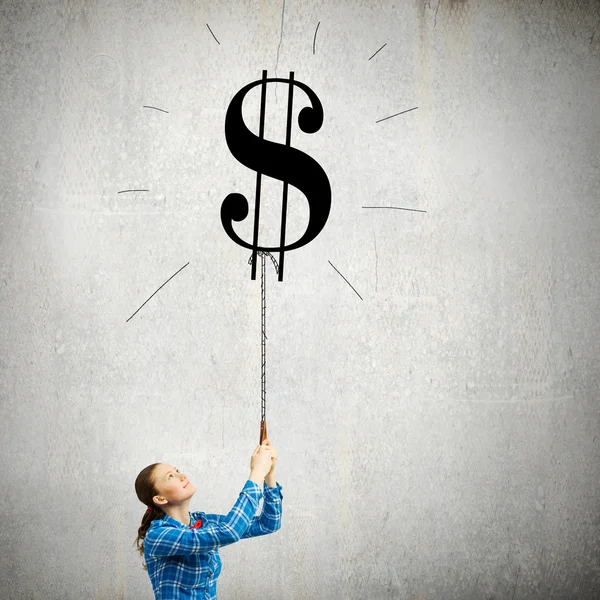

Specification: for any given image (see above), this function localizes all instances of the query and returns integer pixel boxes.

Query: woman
[134,439,282,599]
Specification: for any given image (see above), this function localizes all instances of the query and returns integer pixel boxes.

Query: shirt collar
[159,512,197,528]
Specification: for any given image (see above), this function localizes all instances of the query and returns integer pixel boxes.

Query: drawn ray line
[376,106,418,123]
[363,206,427,213]
[328,261,363,301]
[206,23,220,45]
[275,0,286,78]
[313,21,320,55]
[368,43,387,60]
[143,105,169,113]
[118,189,149,194]
[126,262,190,322]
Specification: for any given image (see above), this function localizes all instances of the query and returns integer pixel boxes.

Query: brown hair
[133,463,165,571]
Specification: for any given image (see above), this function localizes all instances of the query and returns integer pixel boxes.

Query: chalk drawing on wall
[117,20,430,444]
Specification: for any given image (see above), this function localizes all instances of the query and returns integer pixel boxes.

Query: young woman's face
[152,464,196,505]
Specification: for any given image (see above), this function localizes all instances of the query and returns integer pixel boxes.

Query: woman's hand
[250,441,274,478]
[263,438,278,474]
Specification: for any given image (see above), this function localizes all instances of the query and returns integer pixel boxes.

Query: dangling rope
[248,250,279,444]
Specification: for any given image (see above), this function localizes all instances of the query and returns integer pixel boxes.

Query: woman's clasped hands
[250,438,278,478]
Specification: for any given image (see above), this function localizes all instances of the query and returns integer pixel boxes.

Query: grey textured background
[1,0,599,599]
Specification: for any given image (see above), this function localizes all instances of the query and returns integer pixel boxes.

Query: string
[248,251,279,434]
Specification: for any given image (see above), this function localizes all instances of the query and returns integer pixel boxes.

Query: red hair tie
[190,519,203,529]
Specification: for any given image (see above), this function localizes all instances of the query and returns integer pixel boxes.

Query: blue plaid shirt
[144,480,283,599]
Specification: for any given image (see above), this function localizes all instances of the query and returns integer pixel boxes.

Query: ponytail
[133,464,164,571]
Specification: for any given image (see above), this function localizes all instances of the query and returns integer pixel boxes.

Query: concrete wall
[1,0,599,598]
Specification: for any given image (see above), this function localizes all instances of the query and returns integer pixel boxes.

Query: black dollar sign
[221,70,331,281]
